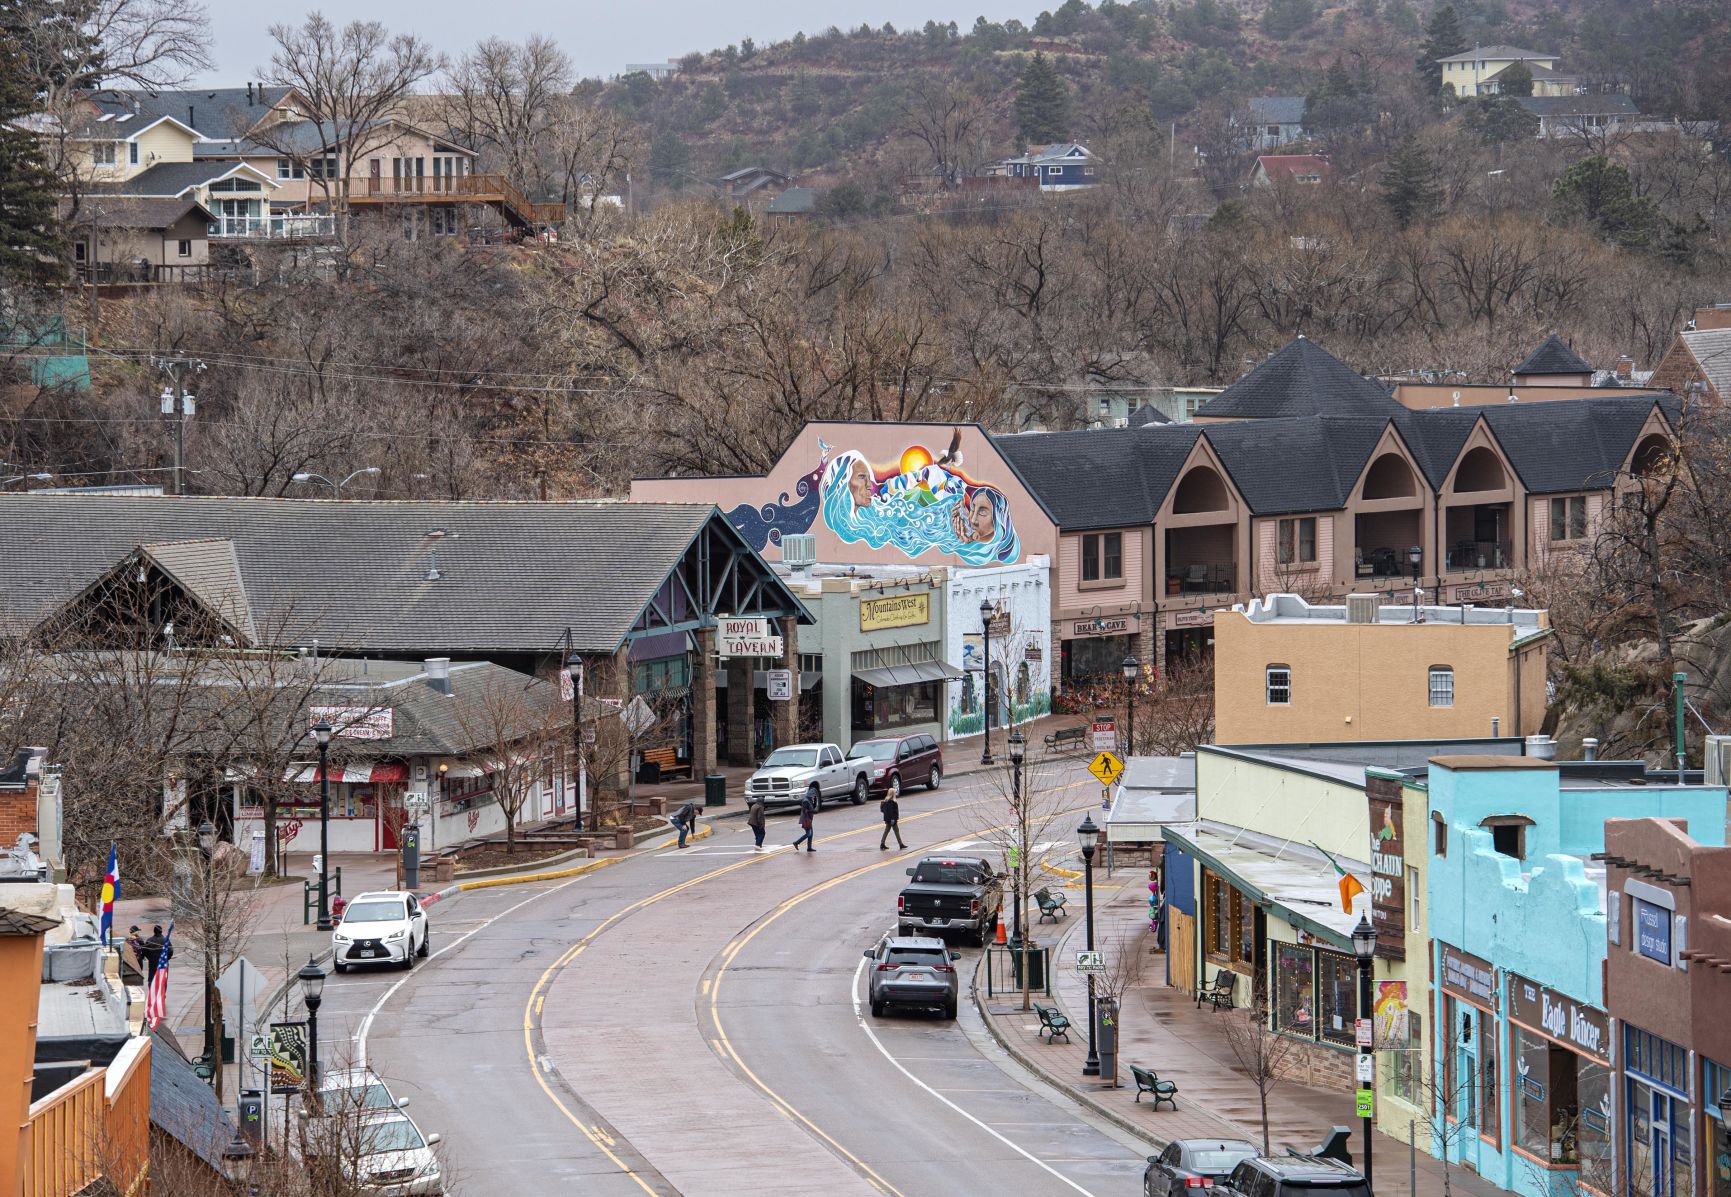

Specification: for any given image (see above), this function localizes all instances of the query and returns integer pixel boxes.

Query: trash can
[704,774,728,807]
[1095,996,1120,1084]
[1009,937,1046,990]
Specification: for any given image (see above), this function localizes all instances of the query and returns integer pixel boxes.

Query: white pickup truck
[745,743,874,808]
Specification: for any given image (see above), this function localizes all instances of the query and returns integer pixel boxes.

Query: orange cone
[994,919,1008,946]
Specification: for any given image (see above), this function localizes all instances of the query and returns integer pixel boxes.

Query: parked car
[311,1067,411,1119]
[850,734,943,797]
[897,856,1003,944]
[1143,1139,1258,1194]
[864,935,960,1018]
[341,1111,444,1196]
[745,742,873,808]
[1220,1155,1370,1197]
[332,891,429,973]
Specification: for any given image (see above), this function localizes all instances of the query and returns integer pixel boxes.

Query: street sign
[1355,1017,1374,1048]
[766,669,793,701]
[1355,1088,1374,1118]
[559,668,575,703]
[248,1034,270,1059]
[1075,950,1105,973]
[1356,1054,1375,1083]
[1087,751,1124,788]
[621,696,655,737]
[1091,719,1117,753]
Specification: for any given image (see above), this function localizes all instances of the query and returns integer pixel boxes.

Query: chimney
[1525,734,1557,760]
[424,658,452,695]
[1582,737,1599,762]
[1692,304,1731,332]
[246,81,254,104]
[1615,355,1634,380]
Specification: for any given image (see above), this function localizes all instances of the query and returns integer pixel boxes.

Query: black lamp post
[1008,730,1025,946]
[979,598,995,766]
[1121,655,1138,758]
[1078,813,1100,1077]
[1407,544,1422,616]
[198,819,217,1079]
[297,956,327,1088]
[313,720,334,931]
[1352,912,1377,1188]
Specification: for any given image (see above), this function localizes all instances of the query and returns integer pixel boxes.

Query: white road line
[352,881,575,1068]
[850,958,1098,1197]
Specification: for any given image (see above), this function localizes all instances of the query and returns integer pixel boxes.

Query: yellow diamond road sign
[1088,751,1124,787]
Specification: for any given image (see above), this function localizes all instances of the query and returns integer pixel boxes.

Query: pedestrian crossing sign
[1088,752,1124,787]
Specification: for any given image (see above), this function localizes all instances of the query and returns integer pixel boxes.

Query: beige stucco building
[1212,593,1551,745]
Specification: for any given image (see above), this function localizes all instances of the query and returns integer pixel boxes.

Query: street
[293,763,1149,1196]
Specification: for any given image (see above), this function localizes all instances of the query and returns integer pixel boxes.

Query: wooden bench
[1130,1064,1178,1109]
[1032,1002,1072,1043]
[638,747,692,782]
[1033,887,1068,923]
[1043,725,1088,751]
[1196,968,1236,1012]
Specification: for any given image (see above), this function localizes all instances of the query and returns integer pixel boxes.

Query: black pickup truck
[897,856,1003,945]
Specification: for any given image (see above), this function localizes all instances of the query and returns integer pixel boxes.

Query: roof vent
[1346,594,1378,624]
[425,657,452,695]
[781,534,817,568]
[1525,734,1557,761]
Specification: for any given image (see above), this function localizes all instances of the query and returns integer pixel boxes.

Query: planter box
[613,827,635,850]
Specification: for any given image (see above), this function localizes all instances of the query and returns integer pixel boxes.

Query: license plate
[906,972,935,984]
[358,949,379,958]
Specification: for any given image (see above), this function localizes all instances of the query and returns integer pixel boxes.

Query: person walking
[672,800,698,849]
[879,790,904,850]
[746,798,767,850]
[141,925,165,983]
[791,792,817,853]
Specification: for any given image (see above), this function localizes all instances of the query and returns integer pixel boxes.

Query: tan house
[61,195,213,284]
[1437,46,1573,98]
[1648,306,1731,404]
[1211,592,1551,744]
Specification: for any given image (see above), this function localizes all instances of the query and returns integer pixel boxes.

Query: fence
[23,1036,150,1197]
[982,942,1053,999]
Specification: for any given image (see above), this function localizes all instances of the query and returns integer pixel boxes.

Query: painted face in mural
[969,490,997,541]
[818,441,1021,566]
[848,459,875,510]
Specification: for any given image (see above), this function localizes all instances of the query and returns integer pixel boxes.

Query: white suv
[332,891,428,973]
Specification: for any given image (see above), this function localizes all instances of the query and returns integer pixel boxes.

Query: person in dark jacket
[746,799,767,850]
[879,792,904,850]
[672,801,698,848]
[791,793,816,852]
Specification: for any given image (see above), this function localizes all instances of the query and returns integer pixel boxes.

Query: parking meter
[401,824,420,889]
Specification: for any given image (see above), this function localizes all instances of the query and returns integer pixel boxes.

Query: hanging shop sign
[1439,942,1497,1006]
[1366,776,1406,961]
[859,592,930,632]
[1508,973,1610,1063]
[310,705,395,741]
[719,617,783,658]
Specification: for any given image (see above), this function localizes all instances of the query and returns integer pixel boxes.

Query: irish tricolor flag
[1313,841,1365,915]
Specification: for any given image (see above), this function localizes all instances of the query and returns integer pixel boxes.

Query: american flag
[144,922,173,1028]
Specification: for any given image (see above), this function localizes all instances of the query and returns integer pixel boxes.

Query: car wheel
[851,775,868,805]
[927,764,941,790]
[871,1000,886,1018]
[943,999,957,1020]
[401,945,415,970]
[418,930,430,958]
[333,960,347,975]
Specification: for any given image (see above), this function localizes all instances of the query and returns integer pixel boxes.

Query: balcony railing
[74,262,254,286]
[208,213,336,239]
[1165,562,1236,594]
[23,1038,149,1197]
[1445,540,1513,571]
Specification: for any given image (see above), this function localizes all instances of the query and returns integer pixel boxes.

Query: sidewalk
[976,878,1507,1197]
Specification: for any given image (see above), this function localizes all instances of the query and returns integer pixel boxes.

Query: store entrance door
[380,789,406,851]
[1452,1001,1481,1170]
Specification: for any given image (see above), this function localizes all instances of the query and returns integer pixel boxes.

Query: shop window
[1278,517,1316,565]
[1429,666,1455,708]
[1481,815,1532,861]
[1389,1010,1424,1105]
[1266,665,1292,705]
[1202,870,1252,970]
[1550,496,1587,542]
[1274,942,1316,1036]
[1315,950,1357,1047]
[1433,812,1448,857]
[1068,633,1134,679]
[1081,532,1123,584]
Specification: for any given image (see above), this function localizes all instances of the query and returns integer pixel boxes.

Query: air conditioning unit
[1346,594,1378,624]
[781,534,817,568]
[1705,735,1731,786]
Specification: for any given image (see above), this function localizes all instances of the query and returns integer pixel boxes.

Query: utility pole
[152,355,204,495]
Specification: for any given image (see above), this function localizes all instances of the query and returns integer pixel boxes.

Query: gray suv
[1221,1156,1369,1197]
[864,936,960,1019]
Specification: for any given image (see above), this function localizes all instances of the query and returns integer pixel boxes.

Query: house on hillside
[60,195,214,285]
[994,143,1099,190]
[1437,46,1571,97]
[1241,97,1307,150]
[1249,154,1331,187]
[713,167,790,204]
[1516,94,1640,139]
[767,186,819,221]
[1648,305,1731,404]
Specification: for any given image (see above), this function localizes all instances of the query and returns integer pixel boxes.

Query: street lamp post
[198,820,217,1080]
[313,720,333,930]
[1121,655,1138,758]
[1407,544,1422,617]
[1078,813,1100,1077]
[979,598,995,766]
[297,957,327,1088]
[292,467,380,499]
[1008,731,1025,947]
[1352,913,1377,1187]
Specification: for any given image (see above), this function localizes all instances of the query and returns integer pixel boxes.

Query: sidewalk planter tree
[971,745,1070,1011]
[1220,996,1300,1154]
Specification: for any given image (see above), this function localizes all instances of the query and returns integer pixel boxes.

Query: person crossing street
[879,789,904,850]
[791,792,816,852]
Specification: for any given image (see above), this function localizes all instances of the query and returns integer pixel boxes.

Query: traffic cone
[995,919,1008,946]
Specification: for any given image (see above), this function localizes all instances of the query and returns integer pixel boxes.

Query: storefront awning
[853,660,964,689]
[1160,820,1368,950]
[1106,757,1198,842]
[288,762,409,784]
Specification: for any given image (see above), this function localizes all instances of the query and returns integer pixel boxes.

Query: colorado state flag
[98,843,119,946]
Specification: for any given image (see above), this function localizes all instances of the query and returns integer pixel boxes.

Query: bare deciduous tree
[440,35,572,195]
[1220,995,1301,1154]
[452,670,568,854]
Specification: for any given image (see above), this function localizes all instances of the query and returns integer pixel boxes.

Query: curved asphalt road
[300,763,1147,1196]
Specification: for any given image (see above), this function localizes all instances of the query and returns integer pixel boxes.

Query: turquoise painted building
[1426,756,1726,1197]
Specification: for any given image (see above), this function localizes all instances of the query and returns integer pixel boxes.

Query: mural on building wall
[723,451,829,552]
[820,433,1021,565]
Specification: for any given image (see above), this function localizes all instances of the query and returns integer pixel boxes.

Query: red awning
[287,762,409,784]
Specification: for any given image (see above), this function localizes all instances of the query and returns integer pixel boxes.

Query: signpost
[1091,719,1118,753]
[766,669,793,701]
[1087,751,1124,788]
[1075,950,1105,973]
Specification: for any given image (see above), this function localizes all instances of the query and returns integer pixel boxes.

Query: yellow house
[1213,592,1550,745]
[1437,46,1578,98]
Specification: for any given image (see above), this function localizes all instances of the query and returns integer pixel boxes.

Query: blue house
[995,143,1098,191]
[1425,756,1726,1197]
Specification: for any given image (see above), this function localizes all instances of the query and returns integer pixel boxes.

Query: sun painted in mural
[819,432,1020,565]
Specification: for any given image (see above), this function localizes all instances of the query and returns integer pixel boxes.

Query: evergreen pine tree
[1379,137,1443,229]
[1417,5,1466,95]
[1014,52,1071,147]
[1495,61,1533,97]
[647,130,692,188]
[0,30,66,287]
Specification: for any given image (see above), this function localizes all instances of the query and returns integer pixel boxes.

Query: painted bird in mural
[936,428,963,469]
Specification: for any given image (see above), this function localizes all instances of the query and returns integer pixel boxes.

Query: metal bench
[1196,968,1236,1011]
[1130,1064,1178,1109]
[1032,1002,1072,1043]
[1043,725,1088,751]
[1033,887,1068,923]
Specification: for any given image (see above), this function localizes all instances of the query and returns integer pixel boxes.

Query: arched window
[1362,453,1417,500]
[1429,666,1455,708]
[1173,466,1230,514]
[1266,664,1292,705]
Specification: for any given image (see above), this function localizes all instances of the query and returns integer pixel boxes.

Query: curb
[969,953,1167,1154]
[420,822,712,905]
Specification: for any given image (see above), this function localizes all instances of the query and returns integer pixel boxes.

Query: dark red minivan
[850,734,943,797]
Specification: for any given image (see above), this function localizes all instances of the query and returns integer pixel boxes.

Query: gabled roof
[1472,396,1677,493]
[991,425,1201,530]
[88,87,295,140]
[1128,403,1170,428]
[1516,95,1640,118]
[1203,415,1392,515]
[768,187,817,214]
[1194,337,1401,420]
[75,112,200,142]
[139,539,258,644]
[1675,328,1731,398]
[1253,154,1331,177]
[1247,96,1306,125]
[1515,333,1594,376]
[1437,45,1555,64]
[59,196,211,229]
[86,160,278,198]
[1484,60,1571,82]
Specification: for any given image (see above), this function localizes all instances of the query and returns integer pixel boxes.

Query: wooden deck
[349,173,560,230]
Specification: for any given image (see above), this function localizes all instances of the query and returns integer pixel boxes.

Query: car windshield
[912,862,982,885]
[320,1081,395,1113]
[342,901,405,924]
[1191,1148,1255,1171]
[763,748,817,768]
[361,1118,425,1156]
[885,948,949,967]
[853,742,896,761]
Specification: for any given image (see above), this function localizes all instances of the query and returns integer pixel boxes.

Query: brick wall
[1286,1038,1357,1090]
[0,778,38,845]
